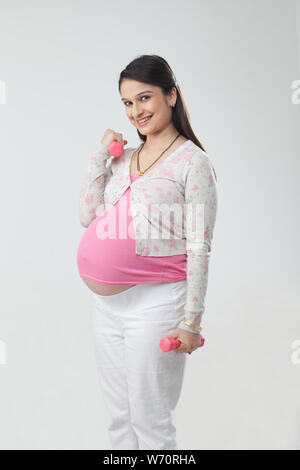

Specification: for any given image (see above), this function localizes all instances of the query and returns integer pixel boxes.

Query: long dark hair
[118,54,207,152]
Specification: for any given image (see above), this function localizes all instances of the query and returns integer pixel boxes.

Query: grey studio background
[0,0,300,450]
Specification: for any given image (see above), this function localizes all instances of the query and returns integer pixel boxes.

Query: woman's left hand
[169,327,203,354]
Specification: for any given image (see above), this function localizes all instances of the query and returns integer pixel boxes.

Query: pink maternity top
[77,173,187,285]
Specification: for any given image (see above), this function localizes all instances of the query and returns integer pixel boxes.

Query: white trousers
[91,279,188,450]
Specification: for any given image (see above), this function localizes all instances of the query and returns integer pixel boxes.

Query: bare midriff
[82,278,136,296]
[79,136,188,297]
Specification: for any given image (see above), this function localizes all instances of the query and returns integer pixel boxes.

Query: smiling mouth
[137,115,153,126]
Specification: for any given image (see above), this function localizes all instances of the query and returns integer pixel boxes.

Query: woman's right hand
[100,129,128,153]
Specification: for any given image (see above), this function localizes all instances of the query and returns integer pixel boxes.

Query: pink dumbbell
[160,334,205,352]
[108,140,127,157]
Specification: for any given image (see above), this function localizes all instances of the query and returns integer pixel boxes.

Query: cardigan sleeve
[177,150,218,334]
[79,142,113,227]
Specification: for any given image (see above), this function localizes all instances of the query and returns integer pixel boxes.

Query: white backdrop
[0,0,299,450]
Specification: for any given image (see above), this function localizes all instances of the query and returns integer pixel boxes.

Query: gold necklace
[137,133,181,176]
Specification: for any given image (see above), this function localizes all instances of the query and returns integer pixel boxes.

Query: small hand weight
[108,141,124,157]
[160,335,205,352]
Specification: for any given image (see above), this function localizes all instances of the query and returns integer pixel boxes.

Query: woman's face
[120,79,176,135]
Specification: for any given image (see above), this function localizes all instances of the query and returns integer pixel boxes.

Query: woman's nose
[132,104,144,118]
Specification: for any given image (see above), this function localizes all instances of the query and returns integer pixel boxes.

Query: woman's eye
[124,95,150,106]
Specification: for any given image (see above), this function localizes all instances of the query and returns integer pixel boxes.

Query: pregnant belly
[82,278,136,295]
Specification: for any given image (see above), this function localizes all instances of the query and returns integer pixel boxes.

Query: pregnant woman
[77,54,218,450]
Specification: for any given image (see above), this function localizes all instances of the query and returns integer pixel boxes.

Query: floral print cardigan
[79,139,218,334]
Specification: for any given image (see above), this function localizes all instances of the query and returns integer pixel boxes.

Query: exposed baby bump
[82,278,136,295]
